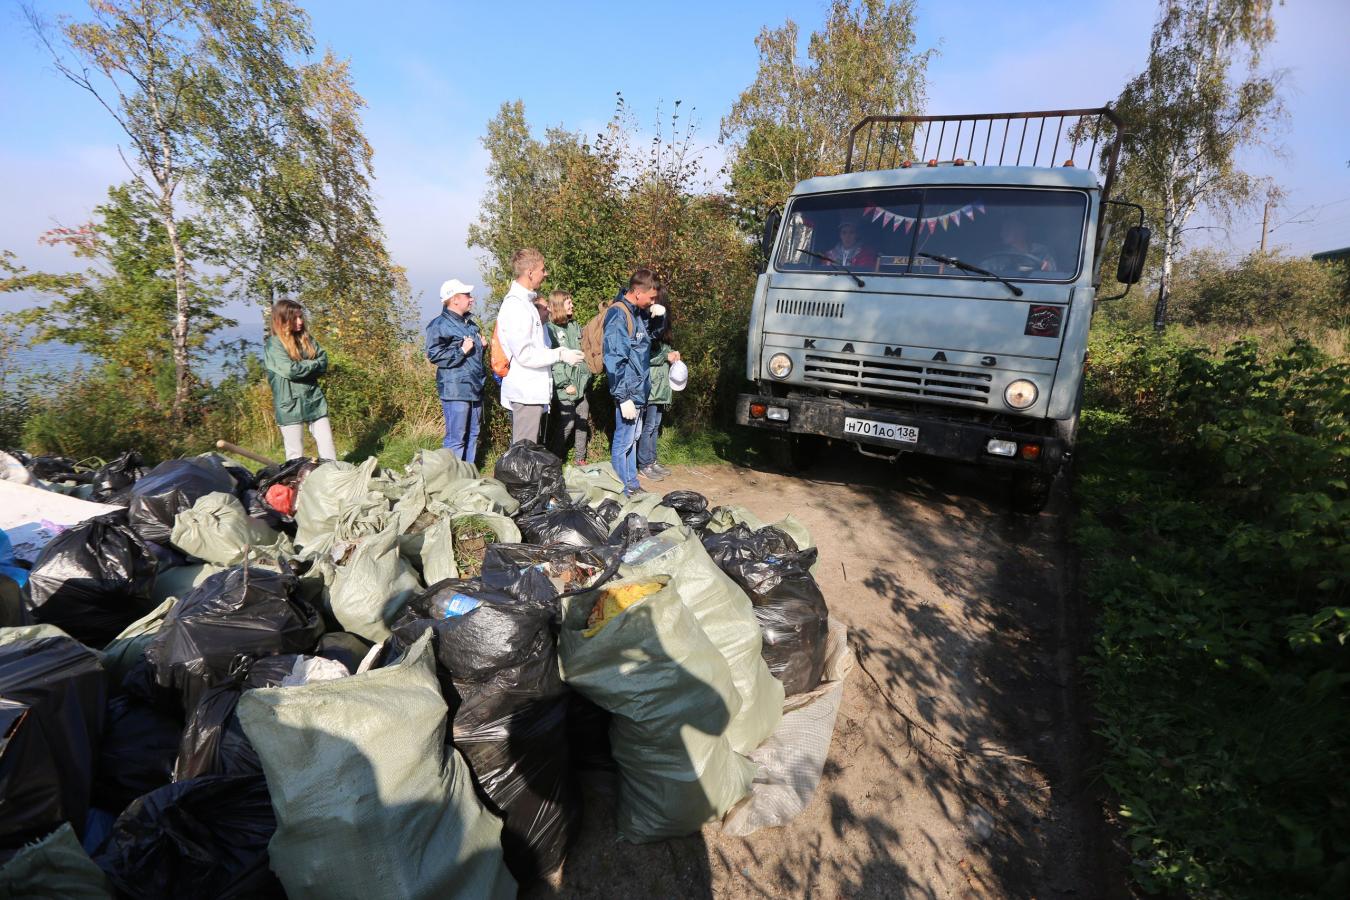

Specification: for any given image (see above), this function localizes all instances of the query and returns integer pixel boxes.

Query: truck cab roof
[790,164,1103,198]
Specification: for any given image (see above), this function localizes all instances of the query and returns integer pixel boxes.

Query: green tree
[27,0,313,420]
[720,0,931,230]
[470,98,758,428]
[1107,0,1284,330]
[198,48,412,358]
[1,184,232,383]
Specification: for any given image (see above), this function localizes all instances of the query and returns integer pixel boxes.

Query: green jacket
[548,320,589,404]
[647,340,673,407]
[264,334,329,426]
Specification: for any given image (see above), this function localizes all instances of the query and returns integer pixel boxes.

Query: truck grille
[803,353,992,404]
[775,297,845,318]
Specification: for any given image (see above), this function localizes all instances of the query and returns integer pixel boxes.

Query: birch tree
[27,0,311,421]
[720,0,931,230]
[1109,0,1283,330]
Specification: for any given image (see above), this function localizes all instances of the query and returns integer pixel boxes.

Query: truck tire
[1010,471,1054,515]
[769,434,821,473]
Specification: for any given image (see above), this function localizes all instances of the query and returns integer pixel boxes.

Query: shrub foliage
[1078,323,1349,896]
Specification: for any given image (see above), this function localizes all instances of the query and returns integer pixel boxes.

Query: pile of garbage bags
[0,441,838,893]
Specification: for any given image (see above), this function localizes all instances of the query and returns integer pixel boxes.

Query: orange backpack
[490,322,510,379]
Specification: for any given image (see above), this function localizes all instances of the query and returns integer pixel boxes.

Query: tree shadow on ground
[677,449,1126,899]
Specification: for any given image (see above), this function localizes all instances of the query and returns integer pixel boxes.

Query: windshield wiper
[916,252,1023,297]
[799,249,866,288]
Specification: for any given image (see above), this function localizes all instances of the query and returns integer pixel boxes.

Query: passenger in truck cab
[824,218,877,269]
[983,218,1058,274]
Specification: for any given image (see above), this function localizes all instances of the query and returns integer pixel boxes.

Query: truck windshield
[776,187,1088,283]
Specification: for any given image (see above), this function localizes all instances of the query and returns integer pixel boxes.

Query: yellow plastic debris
[582,581,664,638]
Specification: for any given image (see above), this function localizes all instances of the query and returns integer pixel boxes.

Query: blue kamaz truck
[737,108,1149,511]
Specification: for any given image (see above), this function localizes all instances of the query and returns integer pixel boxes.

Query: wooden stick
[215,440,280,468]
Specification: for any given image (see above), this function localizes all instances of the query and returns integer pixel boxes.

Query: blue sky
[3,0,1347,330]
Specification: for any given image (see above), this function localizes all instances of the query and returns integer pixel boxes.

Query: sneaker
[638,465,667,481]
[650,463,672,477]
[624,487,648,498]
[574,457,588,466]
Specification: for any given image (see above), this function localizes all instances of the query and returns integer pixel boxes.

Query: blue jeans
[441,399,482,465]
[611,404,644,493]
[637,403,663,469]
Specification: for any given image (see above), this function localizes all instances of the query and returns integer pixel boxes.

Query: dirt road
[530,454,1120,899]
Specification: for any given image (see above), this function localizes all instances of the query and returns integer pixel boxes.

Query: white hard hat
[669,360,689,391]
[439,278,475,301]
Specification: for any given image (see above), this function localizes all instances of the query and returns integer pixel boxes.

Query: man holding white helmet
[426,277,486,464]
[637,285,683,482]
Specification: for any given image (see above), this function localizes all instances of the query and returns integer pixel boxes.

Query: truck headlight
[1003,379,1038,409]
[768,353,793,379]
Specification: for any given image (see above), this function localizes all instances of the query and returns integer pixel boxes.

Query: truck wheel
[1010,472,1054,515]
[769,434,820,472]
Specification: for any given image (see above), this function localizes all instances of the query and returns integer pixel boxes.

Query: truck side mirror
[1117,225,1150,285]
[759,209,782,274]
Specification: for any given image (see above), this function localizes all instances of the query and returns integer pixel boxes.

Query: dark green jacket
[548,320,589,404]
[647,340,673,407]
[264,335,329,426]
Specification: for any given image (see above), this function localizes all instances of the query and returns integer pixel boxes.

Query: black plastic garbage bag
[481,543,615,598]
[607,512,671,546]
[517,505,609,548]
[127,457,238,544]
[89,450,146,504]
[660,490,712,532]
[92,695,181,813]
[391,580,579,882]
[593,498,623,528]
[26,511,159,648]
[145,565,323,712]
[493,441,568,515]
[95,774,283,899]
[173,654,299,782]
[26,454,87,483]
[702,525,830,697]
[0,633,107,849]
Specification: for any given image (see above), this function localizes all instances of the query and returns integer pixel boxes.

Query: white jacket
[496,281,563,407]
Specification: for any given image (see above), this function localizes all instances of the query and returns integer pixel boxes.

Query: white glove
[558,347,584,365]
[619,399,638,421]
[650,303,666,318]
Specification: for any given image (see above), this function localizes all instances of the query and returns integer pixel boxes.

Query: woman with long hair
[545,290,591,464]
[263,299,337,460]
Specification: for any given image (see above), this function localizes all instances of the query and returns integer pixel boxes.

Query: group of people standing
[259,248,685,498]
[425,248,684,498]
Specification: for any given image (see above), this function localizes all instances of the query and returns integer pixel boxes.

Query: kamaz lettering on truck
[738,108,1150,511]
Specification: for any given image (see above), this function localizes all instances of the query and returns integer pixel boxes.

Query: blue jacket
[603,294,651,404]
[426,308,486,401]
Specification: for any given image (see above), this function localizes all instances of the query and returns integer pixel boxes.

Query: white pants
[279,416,337,461]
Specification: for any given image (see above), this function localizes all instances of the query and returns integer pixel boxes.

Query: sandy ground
[525,453,1126,899]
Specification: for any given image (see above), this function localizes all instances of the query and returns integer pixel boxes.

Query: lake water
[5,323,266,382]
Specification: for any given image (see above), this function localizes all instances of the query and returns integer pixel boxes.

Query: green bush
[1168,249,1348,329]
[1078,324,1349,897]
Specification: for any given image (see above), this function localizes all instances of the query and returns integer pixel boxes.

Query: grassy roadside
[233,419,761,474]
[1073,326,1348,897]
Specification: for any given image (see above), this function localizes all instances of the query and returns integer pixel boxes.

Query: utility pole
[1259,194,1273,253]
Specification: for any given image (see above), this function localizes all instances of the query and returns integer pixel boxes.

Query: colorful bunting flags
[859,201,987,234]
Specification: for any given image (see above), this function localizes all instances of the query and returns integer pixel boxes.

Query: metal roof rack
[845,107,1125,199]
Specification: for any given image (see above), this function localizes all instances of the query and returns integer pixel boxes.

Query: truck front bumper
[736,393,1065,472]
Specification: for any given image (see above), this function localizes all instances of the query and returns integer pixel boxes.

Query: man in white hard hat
[426,278,486,464]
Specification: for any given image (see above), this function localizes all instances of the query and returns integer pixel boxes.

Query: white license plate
[842,417,919,444]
